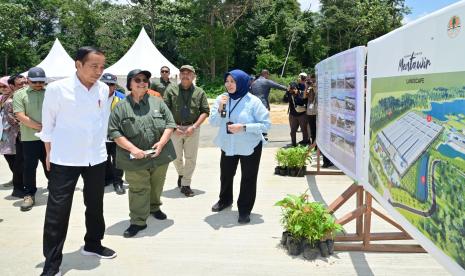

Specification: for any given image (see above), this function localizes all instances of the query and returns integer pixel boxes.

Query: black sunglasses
[133,78,149,84]
[161,70,169,73]
[31,81,45,84]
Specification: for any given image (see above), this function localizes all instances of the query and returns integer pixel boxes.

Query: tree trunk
[4,54,7,75]
[210,12,216,80]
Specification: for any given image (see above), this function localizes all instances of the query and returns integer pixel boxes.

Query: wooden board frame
[329,183,426,253]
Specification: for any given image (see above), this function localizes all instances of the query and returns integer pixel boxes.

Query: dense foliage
[0,0,409,87]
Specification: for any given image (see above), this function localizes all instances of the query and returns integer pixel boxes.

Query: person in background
[283,82,309,147]
[38,46,116,276]
[250,69,288,111]
[209,69,270,224]
[305,75,317,145]
[13,67,50,211]
[108,69,176,237]
[0,76,24,197]
[100,73,125,195]
[250,69,287,141]
[298,72,307,92]
[150,66,173,97]
[164,65,210,197]
[8,74,27,92]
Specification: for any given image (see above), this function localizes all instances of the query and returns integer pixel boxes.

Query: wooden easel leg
[363,192,373,249]
[330,186,426,253]
[356,188,364,237]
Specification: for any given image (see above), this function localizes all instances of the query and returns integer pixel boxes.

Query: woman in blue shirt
[209,69,271,224]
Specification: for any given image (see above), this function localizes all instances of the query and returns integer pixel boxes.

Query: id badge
[226,121,233,134]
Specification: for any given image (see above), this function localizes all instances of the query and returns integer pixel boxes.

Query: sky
[297,0,463,23]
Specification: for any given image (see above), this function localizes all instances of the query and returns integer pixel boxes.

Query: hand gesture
[227,123,244,134]
[130,147,145,159]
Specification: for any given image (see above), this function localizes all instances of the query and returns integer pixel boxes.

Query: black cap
[101,73,117,84]
[289,81,298,89]
[28,67,46,82]
[126,69,151,91]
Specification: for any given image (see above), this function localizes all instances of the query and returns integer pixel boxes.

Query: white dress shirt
[37,73,110,166]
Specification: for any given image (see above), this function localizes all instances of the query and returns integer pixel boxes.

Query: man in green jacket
[164,65,210,197]
[150,66,173,97]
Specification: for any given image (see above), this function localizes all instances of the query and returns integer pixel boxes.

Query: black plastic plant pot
[274,166,281,175]
[302,240,319,260]
[281,231,290,247]
[289,168,298,177]
[326,239,334,255]
[319,240,329,257]
[297,166,306,177]
[286,235,302,256]
[279,167,288,176]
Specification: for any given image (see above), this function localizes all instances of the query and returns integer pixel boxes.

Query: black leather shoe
[152,210,167,220]
[180,186,194,197]
[177,175,183,188]
[238,214,251,224]
[113,183,125,195]
[123,224,147,238]
[211,201,232,212]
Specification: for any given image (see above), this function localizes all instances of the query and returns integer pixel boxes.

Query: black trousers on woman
[42,162,106,275]
[219,142,262,216]
[4,136,24,195]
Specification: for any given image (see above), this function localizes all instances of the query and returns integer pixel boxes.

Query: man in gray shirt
[250,69,287,110]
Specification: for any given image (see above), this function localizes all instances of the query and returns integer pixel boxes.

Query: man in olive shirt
[150,66,173,97]
[13,67,50,211]
[164,65,210,197]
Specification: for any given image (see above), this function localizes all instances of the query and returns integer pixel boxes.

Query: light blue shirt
[209,93,271,156]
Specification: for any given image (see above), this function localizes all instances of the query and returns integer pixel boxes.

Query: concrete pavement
[0,124,449,275]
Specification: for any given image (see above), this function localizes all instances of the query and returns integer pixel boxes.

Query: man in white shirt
[38,46,116,276]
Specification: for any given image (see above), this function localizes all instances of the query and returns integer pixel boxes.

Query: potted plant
[275,148,288,175]
[275,193,308,255]
[301,202,323,260]
[275,193,341,258]
[286,147,299,177]
[320,213,342,255]
[295,146,312,177]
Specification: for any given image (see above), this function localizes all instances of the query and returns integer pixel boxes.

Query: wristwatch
[243,125,246,132]
[192,124,198,129]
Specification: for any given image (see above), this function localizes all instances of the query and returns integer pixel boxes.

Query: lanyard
[228,96,245,119]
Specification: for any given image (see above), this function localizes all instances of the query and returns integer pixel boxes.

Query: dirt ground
[269,103,289,124]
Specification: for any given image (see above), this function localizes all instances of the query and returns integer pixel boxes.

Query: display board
[316,46,366,180]
[365,2,465,274]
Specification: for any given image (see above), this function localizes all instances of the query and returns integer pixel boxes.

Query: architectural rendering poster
[316,46,366,180]
[365,2,465,274]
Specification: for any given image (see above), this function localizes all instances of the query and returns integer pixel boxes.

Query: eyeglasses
[31,81,45,84]
[133,78,149,84]
[161,70,169,73]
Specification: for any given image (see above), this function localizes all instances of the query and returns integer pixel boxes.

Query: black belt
[177,122,194,126]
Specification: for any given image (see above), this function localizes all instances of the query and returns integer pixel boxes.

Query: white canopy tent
[105,28,180,88]
[23,38,76,81]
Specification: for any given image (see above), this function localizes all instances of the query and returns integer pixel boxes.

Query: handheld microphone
[220,103,227,118]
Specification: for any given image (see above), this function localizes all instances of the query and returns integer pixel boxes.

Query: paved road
[199,123,291,148]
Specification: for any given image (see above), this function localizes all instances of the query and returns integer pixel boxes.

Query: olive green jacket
[108,93,177,171]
